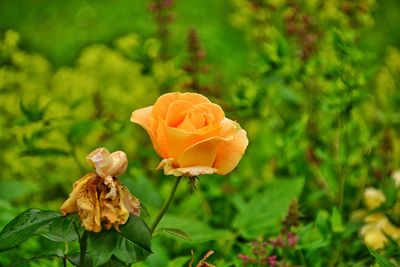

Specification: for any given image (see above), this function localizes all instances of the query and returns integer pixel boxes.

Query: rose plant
[0,92,248,266]
[131,92,248,235]
[0,147,151,266]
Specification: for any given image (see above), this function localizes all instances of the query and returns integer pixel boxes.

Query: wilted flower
[131,92,248,177]
[60,148,140,232]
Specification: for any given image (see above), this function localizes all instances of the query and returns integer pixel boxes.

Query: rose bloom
[131,92,248,176]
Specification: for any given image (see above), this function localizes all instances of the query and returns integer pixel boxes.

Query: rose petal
[60,173,97,215]
[166,100,193,126]
[108,151,128,177]
[76,175,102,233]
[157,119,222,159]
[61,173,102,232]
[195,103,225,123]
[99,181,127,230]
[178,136,232,168]
[178,114,198,131]
[214,119,249,175]
[188,110,207,129]
[119,184,141,216]
[157,158,217,176]
[131,106,167,158]
[86,148,113,178]
[86,148,128,178]
[152,92,210,120]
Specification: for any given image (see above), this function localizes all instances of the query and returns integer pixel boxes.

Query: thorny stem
[79,231,88,267]
[150,176,182,234]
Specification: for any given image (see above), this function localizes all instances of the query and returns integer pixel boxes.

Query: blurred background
[1,0,400,266]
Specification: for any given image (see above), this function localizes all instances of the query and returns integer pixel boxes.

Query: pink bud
[268,255,278,267]
[288,232,299,247]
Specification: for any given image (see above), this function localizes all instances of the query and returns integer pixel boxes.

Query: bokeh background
[1,0,400,266]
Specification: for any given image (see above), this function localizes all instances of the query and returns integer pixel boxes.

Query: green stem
[79,231,88,267]
[71,147,84,173]
[150,176,182,234]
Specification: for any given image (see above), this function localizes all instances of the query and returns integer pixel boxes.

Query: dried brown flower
[60,148,140,232]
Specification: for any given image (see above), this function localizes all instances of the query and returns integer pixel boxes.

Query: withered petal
[76,174,102,232]
[60,173,97,215]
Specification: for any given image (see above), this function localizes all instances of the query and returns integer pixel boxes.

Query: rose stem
[79,230,88,267]
[150,176,182,234]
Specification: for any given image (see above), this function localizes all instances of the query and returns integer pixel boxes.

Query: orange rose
[131,92,248,176]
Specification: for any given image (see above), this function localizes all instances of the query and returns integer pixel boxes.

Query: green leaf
[315,210,331,236]
[159,215,233,243]
[368,248,396,267]
[167,256,192,267]
[297,224,330,250]
[85,216,152,266]
[19,99,50,122]
[88,230,117,266]
[113,236,137,263]
[0,209,61,251]
[139,203,151,222]
[118,216,152,253]
[157,227,192,241]
[14,249,64,266]
[100,258,129,267]
[233,177,304,238]
[36,214,80,242]
[21,127,53,147]
[330,207,345,233]
[67,252,93,267]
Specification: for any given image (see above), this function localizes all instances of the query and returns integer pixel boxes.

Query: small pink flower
[268,255,278,267]
[288,232,299,247]
[238,254,256,264]
[238,253,250,261]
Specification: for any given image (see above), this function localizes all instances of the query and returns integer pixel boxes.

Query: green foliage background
[1,0,400,266]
